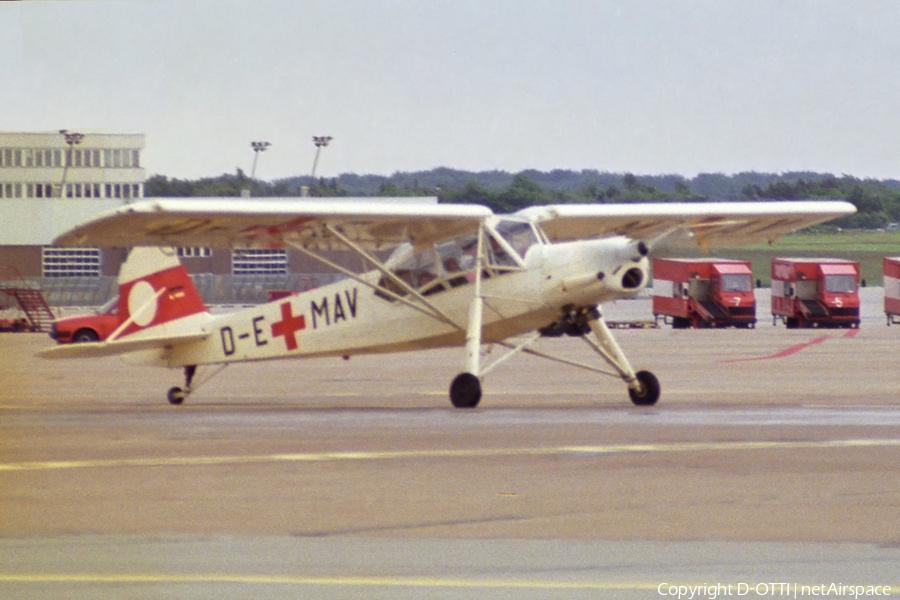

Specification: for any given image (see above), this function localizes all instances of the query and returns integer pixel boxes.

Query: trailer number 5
[835,297,843,307]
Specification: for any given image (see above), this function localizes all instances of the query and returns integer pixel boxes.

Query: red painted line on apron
[718,336,830,363]
[843,327,860,338]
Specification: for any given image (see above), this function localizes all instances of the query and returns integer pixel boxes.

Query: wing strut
[281,230,463,332]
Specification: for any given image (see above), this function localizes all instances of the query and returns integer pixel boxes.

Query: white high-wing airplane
[39,198,854,408]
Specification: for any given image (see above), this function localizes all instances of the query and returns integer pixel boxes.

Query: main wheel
[167,386,185,405]
[449,373,481,408]
[628,370,660,406]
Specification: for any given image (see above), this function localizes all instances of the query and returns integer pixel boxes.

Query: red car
[49,296,121,343]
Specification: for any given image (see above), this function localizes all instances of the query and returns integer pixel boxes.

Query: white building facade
[0,131,145,201]
[0,131,144,281]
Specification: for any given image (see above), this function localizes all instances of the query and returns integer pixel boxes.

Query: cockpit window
[375,223,538,301]
[377,236,477,299]
[493,219,539,259]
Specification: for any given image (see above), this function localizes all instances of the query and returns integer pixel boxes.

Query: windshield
[493,219,539,259]
[720,274,752,292]
[97,295,119,315]
[824,275,856,293]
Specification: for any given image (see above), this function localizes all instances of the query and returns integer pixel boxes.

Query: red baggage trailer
[884,257,900,325]
[771,258,860,328]
[652,258,756,328]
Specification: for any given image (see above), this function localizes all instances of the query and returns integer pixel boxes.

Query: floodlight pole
[58,129,84,197]
[310,135,332,179]
[243,140,270,197]
[250,140,270,180]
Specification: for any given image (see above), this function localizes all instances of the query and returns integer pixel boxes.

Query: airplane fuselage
[155,237,649,368]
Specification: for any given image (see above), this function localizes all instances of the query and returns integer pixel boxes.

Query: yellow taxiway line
[2,438,899,473]
[0,572,652,589]
[0,574,897,594]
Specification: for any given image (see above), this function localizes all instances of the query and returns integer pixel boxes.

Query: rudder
[116,247,208,338]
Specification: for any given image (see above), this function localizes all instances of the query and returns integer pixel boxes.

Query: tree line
[144,168,900,230]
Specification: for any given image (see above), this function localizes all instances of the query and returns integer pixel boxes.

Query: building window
[25,183,54,198]
[232,249,287,275]
[177,247,211,258]
[42,248,102,277]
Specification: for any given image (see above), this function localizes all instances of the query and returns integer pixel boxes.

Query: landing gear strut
[167,365,196,405]
[586,315,660,406]
[449,226,486,409]
[448,305,661,408]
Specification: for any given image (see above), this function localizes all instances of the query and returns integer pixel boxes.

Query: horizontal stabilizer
[37,331,208,360]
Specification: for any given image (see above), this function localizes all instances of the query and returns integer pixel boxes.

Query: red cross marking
[271,301,306,351]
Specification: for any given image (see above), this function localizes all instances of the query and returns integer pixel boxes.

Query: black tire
[628,370,660,406]
[449,372,481,408]
[73,329,100,343]
[167,386,185,405]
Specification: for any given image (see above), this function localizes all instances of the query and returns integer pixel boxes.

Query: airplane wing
[52,198,494,251]
[36,330,209,360]
[516,201,856,247]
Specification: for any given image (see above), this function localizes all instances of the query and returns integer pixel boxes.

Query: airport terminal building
[0,131,145,285]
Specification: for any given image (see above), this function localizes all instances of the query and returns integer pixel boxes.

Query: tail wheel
[167,387,185,405]
[449,373,481,408]
[628,370,660,406]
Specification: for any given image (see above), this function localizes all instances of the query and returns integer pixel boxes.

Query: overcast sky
[2,1,899,181]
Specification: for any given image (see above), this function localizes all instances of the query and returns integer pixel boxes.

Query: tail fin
[115,247,208,339]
